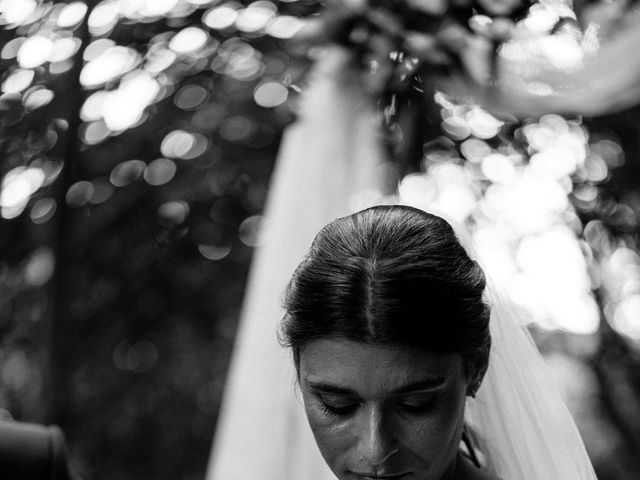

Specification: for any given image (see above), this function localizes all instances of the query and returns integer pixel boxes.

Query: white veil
[464,280,598,479]
[206,46,598,480]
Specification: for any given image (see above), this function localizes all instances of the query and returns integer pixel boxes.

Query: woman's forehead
[299,338,464,394]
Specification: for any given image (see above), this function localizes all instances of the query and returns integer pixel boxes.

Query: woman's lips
[350,472,410,479]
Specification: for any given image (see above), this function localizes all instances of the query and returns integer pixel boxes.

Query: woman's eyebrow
[391,378,447,393]
[305,378,446,395]
[306,382,357,395]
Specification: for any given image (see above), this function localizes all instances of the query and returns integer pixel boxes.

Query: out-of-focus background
[1,0,640,479]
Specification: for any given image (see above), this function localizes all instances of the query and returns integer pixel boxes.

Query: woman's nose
[356,407,399,465]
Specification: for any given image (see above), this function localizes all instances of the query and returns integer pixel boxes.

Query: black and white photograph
[1,1,639,479]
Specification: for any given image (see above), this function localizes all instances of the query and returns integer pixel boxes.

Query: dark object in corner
[0,420,77,480]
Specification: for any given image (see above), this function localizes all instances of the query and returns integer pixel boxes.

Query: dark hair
[280,205,491,378]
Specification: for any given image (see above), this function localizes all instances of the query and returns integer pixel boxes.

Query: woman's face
[298,338,469,480]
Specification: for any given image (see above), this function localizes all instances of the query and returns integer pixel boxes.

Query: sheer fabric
[205,48,387,480]
[464,279,598,479]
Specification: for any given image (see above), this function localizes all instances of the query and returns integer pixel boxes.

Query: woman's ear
[465,360,488,398]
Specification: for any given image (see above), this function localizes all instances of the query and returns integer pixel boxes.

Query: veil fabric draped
[464,284,598,479]
[205,48,387,480]
[206,47,598,480]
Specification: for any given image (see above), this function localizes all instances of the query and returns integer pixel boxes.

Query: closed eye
[317,394,359,416]
[396,395,436,414]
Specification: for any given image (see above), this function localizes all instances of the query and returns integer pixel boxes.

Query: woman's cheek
[403,393,466,459]
[427,390,466,452]
[305,406,354,466]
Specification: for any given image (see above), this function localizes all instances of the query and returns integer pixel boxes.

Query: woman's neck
[454,452,501,480]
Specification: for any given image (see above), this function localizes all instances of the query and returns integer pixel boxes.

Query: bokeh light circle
[266,15,304,39]
[110,159,146,187]
[49,37,82,63]
[82,121,111,145]
[23,88,54,111]
[17,35,53,68]
[30,197,57,224]
[57,1,88,28]
[65,181,95,208]
[144,158,177,186]
[1,68,34,93]
[1,167,46,219]
[88,0,120,35]
[174,84,208,110]
[80,90,108,122]
[220,116,253,142]
[239,215,263,247]
[235,4,276,33]
[161,130,208,159]
[1,37,25,59]
[203,5,238,30]
[80,46,140,88]
[169,27,208,54]
[253,81,288,108]
[198,244,231,261]
[24,248,55,287]
[157,200,190,228]
[0,0,37,25]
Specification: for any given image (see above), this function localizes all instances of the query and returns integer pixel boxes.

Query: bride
[205,14,600,480]
[280,204,498,480]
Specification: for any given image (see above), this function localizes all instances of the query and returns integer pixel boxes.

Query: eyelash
[318,399,359,416]
[397,397,435,414]
[317,396,436,417]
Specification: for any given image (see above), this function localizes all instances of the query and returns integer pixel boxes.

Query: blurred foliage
[1,0,640,479]
[0,1,318,478]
